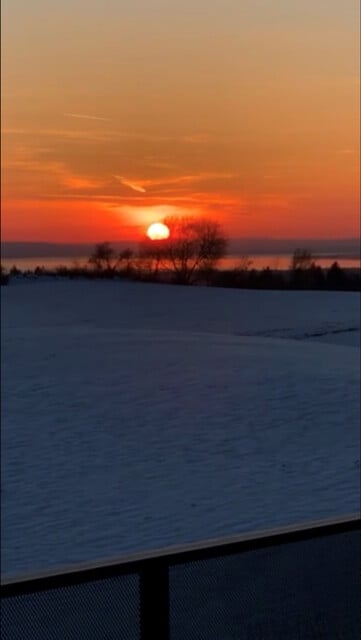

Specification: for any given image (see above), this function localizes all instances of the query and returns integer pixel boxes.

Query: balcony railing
[1,514,360,639]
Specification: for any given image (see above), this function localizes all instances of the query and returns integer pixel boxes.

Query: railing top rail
[2,513,359,594]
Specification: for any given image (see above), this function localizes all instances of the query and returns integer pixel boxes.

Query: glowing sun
[147,222,170,240]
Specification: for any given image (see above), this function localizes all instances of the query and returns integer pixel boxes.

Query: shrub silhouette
[1,264,9,285]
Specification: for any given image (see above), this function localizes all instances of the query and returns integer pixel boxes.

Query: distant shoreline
[2,260,360,292]
[2,253,360,273]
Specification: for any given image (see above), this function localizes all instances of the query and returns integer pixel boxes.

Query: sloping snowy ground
[1,280,360,577]
[3,279,360,346]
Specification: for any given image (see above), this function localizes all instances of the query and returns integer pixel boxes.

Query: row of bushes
[2,260,360,292]
[211,263,361,291]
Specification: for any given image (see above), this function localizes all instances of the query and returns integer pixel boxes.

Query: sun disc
[147,222,170,240]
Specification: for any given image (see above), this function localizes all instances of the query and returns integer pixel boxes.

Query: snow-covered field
[1,280,360,578]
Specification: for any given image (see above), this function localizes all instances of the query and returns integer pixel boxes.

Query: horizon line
[2,236,360,245]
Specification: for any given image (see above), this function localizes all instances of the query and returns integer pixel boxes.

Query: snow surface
[1,280,360,577]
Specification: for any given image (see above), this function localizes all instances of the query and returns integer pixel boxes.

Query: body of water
[3,253,360,272]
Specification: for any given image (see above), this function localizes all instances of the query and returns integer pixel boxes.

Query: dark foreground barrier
[1,515,360,639]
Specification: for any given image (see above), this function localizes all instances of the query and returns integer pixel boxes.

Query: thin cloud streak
[40,192,242,209]
[114,172,235,193]
[2,127,219,146]
[337,149,356,155]
[114,176,147,193]
[63,112,112,122]
[3,152,105,193]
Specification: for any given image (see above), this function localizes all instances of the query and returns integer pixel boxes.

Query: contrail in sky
[114,176,147,193]
[64,113,111,122]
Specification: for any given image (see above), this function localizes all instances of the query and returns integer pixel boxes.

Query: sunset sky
[2,0,360,243]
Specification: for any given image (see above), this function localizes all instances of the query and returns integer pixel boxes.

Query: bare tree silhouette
[290,248,315,271]
[88,242,133,273]
[140,216,227,284]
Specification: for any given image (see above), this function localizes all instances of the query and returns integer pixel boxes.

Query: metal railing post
[140,559,170,640]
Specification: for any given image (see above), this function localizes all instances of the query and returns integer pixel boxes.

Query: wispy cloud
[40,192,242,210]
[337,149,356,155]
[181,134,215,144]
[2,127,118,142]
[2,126,219,148]
[3,147,105,194]
[113,176,147,193]
[62,176,105,190]
[114,172,235,193]
[63,112,111,122]
[145,158,177,170]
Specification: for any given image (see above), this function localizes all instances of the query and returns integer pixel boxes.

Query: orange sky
[2,0,360,242]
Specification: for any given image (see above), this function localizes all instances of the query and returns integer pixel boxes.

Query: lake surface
[2,253,361,272]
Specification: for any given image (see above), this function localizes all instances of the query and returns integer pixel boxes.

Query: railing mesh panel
[1,573,140,640]
[169,530,360,639]
[2,526,360,639]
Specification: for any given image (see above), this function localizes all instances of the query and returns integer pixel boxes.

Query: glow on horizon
[1,0,359,242]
